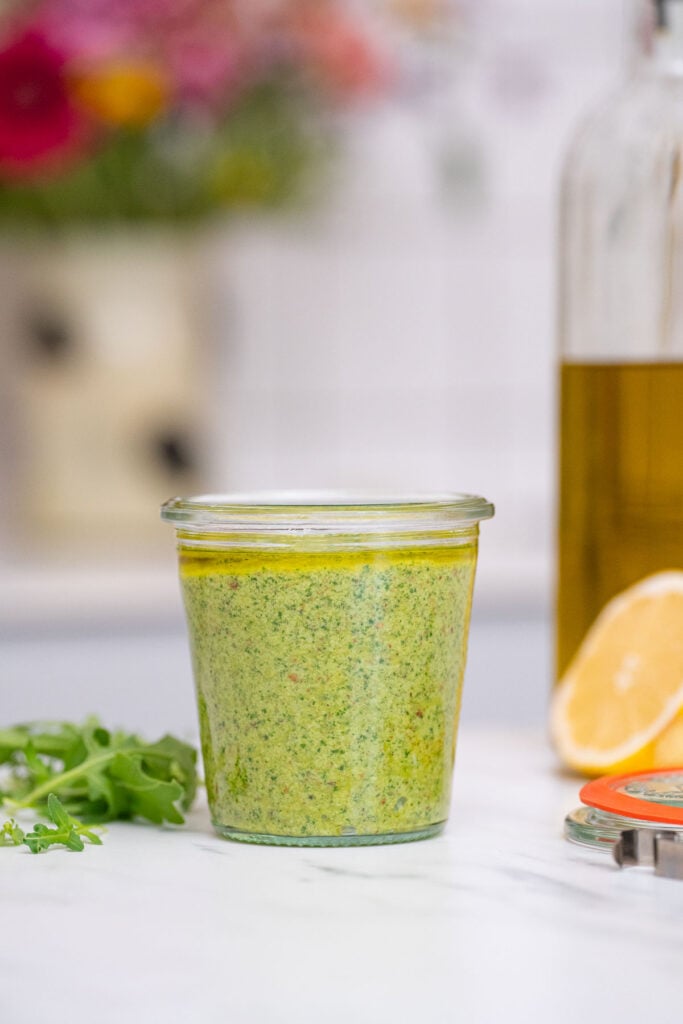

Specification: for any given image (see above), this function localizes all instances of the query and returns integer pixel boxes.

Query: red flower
[0,30,84,176]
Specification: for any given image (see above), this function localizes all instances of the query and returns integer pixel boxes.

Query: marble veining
[2,729,683,1024]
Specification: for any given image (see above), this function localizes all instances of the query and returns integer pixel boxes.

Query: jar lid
[565,767,683,850]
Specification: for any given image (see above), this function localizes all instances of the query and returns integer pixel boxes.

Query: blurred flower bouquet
[0,0,388,223]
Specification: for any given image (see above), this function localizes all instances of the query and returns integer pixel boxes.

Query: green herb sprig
[0,817,24,846]
[1,793,103,853]
[0,719,198,830]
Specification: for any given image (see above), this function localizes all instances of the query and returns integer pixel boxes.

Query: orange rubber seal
[580,768,683,825]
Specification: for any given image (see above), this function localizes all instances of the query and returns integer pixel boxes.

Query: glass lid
[581,768,683,824]
[565,767,683,850]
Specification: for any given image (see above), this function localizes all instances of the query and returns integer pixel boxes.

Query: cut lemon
[552,571,683,776]
[653,711,683,767]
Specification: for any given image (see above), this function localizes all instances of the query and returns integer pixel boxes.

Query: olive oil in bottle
[557,361,683,677]
[556,0,683,679]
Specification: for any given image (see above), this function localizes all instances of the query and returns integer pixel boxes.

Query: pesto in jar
[180,542,477,844]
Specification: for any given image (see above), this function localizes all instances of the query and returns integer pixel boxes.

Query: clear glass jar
[162,491,493,846]
[556,0,683,679]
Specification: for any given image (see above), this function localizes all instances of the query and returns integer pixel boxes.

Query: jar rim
[161,490,494,535]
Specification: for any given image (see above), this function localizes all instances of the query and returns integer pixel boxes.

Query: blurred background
[0,0,626,733]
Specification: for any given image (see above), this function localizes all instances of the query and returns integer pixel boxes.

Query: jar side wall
[174,525,480,552]
[180,540,479,842]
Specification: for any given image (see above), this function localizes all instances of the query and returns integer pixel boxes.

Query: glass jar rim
[161,490,494,536]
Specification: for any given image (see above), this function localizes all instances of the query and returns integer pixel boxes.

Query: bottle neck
[635,0,683,75]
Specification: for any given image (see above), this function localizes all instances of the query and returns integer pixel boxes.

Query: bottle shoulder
[563,74,683,182]
[558,72,683,363]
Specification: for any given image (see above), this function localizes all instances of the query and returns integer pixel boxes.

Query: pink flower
[0,30,86,175]
[164,34,243,104]
[158,9,247,105]
[36,0,197,61]
[280,4,390,99]
[37,0,247,107]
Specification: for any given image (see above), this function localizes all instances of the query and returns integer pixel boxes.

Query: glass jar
[556,0,683,679]
[162,491,493,846]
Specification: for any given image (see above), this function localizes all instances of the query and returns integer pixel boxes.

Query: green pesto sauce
[180,543,477,841]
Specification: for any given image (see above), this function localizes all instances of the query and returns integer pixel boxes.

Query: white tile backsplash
[205,0,625,608]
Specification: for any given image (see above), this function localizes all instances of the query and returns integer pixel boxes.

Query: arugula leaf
[1,795,102,853]
[0,721,86,767]
[0,818,25,846]
[0,719,198,827]
[22,794,103,854]
[137,735,199,811]
[110,754,185,825]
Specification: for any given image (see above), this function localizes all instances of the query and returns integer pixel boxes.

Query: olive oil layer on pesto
[180,543,477,838]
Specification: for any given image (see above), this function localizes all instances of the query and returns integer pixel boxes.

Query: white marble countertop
[2,729,682,1024]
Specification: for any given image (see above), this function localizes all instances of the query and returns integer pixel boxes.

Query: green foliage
[0,84,326,225]
[0,817,24,846]
[1,794,102,853]
[22,794,103,853]
[0,718,198,827]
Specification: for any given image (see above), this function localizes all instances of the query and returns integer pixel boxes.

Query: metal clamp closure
[613,829,683,878]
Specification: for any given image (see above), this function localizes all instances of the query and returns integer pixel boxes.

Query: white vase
[1,228,208,556]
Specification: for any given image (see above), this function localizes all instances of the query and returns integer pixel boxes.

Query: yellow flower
[73,62,168,128]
